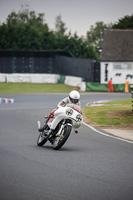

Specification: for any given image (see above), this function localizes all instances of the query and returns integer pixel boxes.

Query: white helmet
[69,90,80,104]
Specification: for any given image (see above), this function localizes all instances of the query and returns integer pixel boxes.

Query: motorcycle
[37,104,83,150]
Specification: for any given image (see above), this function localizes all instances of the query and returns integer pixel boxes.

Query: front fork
[56,120,65,136]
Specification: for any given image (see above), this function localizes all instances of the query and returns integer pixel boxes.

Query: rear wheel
[53,125,72,150]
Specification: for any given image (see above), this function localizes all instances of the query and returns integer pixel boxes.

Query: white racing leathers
[57,97,81,108]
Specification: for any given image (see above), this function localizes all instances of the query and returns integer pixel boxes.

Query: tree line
[0,6,133,61]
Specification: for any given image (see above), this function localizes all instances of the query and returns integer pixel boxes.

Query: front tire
[37,132,47,146]
[53,125,72,150]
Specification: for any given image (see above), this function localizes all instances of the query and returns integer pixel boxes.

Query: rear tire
[53,125,72,150]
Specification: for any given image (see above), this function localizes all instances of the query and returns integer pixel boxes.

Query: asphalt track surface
[0,93,133,200]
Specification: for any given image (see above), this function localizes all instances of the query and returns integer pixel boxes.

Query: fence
[0,50,100,82]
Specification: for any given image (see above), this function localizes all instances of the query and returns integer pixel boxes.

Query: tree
[55,15,67,36]
[86,21,112,48]
[63,32,99,60]
[6,5,45,26]
[0,6,99,60]
[0,6,50,50]
[112,14,133,29]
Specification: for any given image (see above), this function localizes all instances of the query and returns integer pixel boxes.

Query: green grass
[83,98,133,129]
[0,83,74,94]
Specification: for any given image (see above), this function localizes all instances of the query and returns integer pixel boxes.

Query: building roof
[101,29,133,62]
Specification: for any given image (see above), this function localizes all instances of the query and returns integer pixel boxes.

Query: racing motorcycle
[37,104,83,150]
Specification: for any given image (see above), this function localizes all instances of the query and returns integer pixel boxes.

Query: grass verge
[83,98,133,129]
[0,83,75,93]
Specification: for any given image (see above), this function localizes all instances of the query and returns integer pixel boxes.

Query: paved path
[103,129,133,141]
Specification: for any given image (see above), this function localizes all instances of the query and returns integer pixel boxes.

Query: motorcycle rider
[38,90,81,135]
[57,90,81,107]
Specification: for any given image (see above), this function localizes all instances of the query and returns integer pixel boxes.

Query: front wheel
[37,132,47,146]
[53,125,72,150]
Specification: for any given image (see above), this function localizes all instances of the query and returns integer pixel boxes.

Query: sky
[0,0,133,37]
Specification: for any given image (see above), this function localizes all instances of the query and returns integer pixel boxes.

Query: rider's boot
[38,124,47,132]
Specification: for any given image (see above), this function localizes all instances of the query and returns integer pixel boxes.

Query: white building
[100,29,133,84]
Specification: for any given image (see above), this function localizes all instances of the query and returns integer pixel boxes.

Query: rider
[38,90,81,133]
[57,90,81,108]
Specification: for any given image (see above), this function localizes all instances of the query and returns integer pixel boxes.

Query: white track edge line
[83,122,133,144]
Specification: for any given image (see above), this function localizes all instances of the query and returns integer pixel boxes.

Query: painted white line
[83,122,133,144]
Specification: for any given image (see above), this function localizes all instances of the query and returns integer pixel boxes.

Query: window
[113,63,133,70]
[124,63,132,70]
[113,64,122,70]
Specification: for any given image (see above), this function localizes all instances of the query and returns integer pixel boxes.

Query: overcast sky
[0,0,133,36]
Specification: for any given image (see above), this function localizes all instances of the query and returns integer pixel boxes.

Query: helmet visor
[70,97,79,104]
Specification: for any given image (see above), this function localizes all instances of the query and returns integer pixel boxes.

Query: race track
[0,93,133,200]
